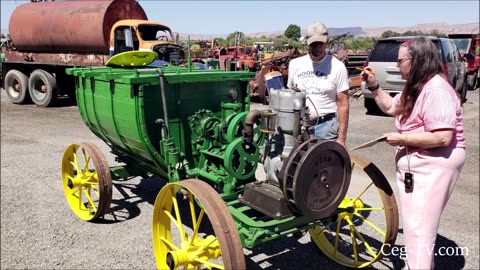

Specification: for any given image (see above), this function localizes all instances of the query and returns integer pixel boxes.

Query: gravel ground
[1,88,478,270]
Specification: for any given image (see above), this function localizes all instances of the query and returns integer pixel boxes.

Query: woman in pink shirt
[361,37,466,269]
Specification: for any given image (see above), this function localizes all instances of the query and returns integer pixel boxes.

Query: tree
[285,24,301,40]
[225,31,245,46]
[381,30,401,38]
[214,37,226,46]
[273,35,289,51]
[430,29,447,37]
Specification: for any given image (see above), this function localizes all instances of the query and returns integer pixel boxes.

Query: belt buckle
[307,117,316,125]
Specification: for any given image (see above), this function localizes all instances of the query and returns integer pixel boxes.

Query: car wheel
[364,98,388,116]
[467,72,477,90]
[459,79,467,104]
[467,71,478,90]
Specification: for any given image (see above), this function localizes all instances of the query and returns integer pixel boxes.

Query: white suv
[361,36,467,114]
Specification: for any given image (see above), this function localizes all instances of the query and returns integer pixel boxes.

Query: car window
[450,41,462,62]
[443,40,453,62]
[368,41,401,62]
[369,39,444,63]
[451,38,471,53]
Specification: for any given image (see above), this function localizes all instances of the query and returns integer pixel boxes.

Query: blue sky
[1,1,479,35]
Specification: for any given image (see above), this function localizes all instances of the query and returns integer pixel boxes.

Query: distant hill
[3,22,478,41]
[177,22,479,40]
[361,22,479,37]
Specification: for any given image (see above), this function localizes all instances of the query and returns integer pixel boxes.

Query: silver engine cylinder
[262,88,307,186]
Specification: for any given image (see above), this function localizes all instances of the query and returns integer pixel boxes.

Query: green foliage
[225,32,243,46]
[220,31,375,52]
[381,29,447,38]
[194,27,460,53]
[214,37,226,46]
[273,35,289,50]
[343,37,376,51]
[381,30,401,38]
[285,24,301,40]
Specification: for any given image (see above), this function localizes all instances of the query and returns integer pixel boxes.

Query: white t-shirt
[287,54,349,117]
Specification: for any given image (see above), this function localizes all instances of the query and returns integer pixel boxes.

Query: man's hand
[336,138,346,148]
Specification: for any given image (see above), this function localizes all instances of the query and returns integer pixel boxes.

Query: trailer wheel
[28,69,57,107]
[4,70,30,104]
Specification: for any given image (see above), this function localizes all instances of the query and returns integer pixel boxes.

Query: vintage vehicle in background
[1,0,185,107]
[186,39,221,69]
[217,45,255,71]
[448,33,480,90]
[361,36,467,114]
[62,58,399,269]
[249,48,302,103]
[253,41,276,61]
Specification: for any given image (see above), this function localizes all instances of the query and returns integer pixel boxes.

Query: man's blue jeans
[313,117,339,140]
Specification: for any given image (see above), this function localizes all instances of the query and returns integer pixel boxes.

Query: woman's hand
[360,66,377,87]
[384,132,406,146]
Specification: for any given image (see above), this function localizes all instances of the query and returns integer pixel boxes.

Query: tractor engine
[240,88,352,220]
[261,89,308,187]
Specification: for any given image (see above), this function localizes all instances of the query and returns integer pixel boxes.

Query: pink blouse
[392,74,466,149]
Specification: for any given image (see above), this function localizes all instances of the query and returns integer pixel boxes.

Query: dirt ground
[1,88,478,269]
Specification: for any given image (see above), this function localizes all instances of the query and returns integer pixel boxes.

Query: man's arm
[336,90,349,147]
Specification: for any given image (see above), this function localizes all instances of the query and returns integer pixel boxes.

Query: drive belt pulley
[282,139,351,219]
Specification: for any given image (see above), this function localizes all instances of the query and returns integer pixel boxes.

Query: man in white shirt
[287,22,350,147]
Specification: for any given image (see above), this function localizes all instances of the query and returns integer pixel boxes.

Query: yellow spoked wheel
[152,179,245,270]
[61,142,112,221]
[309,152,399,268]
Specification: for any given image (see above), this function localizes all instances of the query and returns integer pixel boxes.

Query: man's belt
[308,113,337,125]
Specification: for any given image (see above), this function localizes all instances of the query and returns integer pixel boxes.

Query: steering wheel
[157,36,168,41]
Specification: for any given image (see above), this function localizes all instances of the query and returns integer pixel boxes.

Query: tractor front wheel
[152,179,245,269]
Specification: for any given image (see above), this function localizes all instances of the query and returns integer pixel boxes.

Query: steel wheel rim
[309,152,399,268]
[61,143,112,221]
[7,78,21,98]
[152,179,245,270]
[31,77,47,101]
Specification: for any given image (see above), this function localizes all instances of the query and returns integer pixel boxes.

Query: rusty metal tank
[9,0,147,53]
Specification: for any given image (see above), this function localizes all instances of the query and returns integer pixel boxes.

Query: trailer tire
[28,69,57,107]
[4,70,30,104]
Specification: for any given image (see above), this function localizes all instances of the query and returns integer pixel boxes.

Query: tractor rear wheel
[309,152,399,268]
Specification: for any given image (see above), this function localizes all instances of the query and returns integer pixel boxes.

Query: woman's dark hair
[396,37,444,123]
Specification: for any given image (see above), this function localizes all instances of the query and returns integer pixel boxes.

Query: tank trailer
[1,0,185,107]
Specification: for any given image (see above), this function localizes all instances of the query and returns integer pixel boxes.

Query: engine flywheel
[282,139,351,219]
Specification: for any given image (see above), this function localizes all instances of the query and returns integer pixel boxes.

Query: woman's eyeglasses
[397,57,411,65]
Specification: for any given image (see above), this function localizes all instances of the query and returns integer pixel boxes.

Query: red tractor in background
[449,33,480,90]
